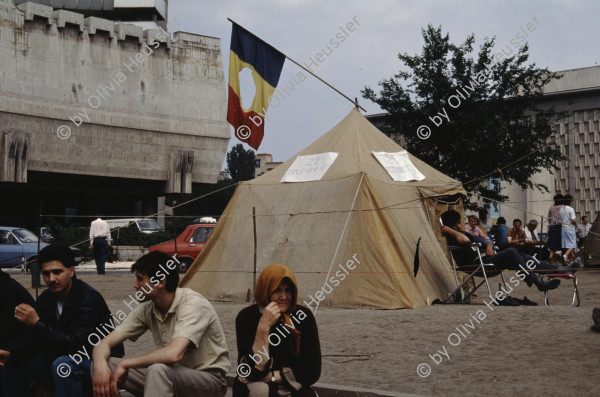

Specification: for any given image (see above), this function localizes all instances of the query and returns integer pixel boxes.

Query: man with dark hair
[441,210,580,292]
[490,216,510,249]
[92,251,230,397]
[0,270,35,396]
[507,219,527,249]
[1,244,123,397]
[578,215,592,248]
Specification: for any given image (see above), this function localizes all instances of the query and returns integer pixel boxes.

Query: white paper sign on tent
[372,151,426,182]
[281,152,338,182]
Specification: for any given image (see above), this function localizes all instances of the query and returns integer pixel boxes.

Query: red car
[149,223,215,272]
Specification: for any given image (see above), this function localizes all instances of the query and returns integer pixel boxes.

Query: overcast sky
[168,0,598,167]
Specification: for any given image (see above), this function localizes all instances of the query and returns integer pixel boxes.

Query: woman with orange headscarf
[233,264,321,397]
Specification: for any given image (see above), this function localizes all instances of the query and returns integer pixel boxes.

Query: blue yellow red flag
[227,23,285,149]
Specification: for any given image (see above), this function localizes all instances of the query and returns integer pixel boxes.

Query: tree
[362,25,566,209]
[227,144,256,182]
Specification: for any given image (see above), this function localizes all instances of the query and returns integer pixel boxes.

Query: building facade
[0,0,230,227]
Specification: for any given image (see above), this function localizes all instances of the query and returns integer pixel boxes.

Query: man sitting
[0,269,35,396]
[490,217,510,249]
[441,210,580,292]
[465,215,486,238]
[507,219,527,249]
[1,244,123,397]
[92,251,230,397]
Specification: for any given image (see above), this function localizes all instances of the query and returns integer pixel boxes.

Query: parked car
[106,218,164,234]
[149,222,216,272]
[0,226,83,269]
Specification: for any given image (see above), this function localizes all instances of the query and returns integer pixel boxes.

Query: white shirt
[57,300,65,320]
[89,218,112,244]
[577,223,592,238]
[525,228,538,241]
[558,206,576,230]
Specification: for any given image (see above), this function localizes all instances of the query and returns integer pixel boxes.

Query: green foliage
[362,25,566,209]
[227,144,256,182]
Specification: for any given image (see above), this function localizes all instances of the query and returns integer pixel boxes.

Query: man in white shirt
[524,220,539,242]
[577,215,592,248]
[558,195,577,263]
[89,217,111,275]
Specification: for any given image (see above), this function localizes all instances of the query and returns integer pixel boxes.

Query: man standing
[1,245,123,397]
[90,216,111,275]
[577,215,592,248]
[92,251,230,397]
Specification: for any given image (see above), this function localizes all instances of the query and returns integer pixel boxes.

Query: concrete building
[0,0,230,228]
[254,153,282,177]
[367,65,600,229]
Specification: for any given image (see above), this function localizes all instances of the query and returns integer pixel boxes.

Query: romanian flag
[227,23,285,150]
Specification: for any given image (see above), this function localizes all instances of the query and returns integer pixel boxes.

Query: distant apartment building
[254,153,282,177]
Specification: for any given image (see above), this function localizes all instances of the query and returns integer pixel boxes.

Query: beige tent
[181,109,466,309]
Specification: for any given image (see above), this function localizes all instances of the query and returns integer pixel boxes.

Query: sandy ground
[10,263,600,397]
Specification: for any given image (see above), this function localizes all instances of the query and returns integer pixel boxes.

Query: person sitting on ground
[490,217,510,250]
[465,215,486,238]
[1,244,124,397]
[507,219,528,249]
[233,264,321,397]
[559,194,577,263]
[546,194,564,258]
[479,208,493,235]
[0,269,36,394]
[577,215,592,249]
[92,251,230,397]
[441,210,580,292]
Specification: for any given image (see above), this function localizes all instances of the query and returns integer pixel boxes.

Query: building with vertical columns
[0,0,230,228]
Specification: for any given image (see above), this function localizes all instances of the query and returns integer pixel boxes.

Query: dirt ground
[11,267,600,397]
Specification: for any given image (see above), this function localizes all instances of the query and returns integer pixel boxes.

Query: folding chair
[540,272,580,307]
[444,242,509,304]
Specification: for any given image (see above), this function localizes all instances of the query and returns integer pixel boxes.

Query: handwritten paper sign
[281,152,338,182]
[372,151,425,182]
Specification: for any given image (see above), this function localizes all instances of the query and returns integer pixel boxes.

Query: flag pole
[227,18,367,112]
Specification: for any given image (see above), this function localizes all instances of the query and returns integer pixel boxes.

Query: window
[190,227,214,243]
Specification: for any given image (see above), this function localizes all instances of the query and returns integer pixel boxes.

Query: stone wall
[0,0,230,193]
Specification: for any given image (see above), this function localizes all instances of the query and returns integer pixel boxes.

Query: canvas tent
[181,109,466,309]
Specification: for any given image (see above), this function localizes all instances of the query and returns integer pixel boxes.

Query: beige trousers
[107,357,227,397]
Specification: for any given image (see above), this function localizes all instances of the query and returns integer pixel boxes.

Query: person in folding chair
[441,210,580,292]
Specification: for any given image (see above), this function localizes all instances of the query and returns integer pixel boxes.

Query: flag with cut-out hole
[227,23,285,149]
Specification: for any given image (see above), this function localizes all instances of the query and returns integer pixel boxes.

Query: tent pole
[253,207,257,302]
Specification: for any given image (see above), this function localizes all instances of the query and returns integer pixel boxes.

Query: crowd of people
[0,246,320,397]
[464,195,593,265]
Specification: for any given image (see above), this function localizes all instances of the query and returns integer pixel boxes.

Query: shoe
[534,277,561,291]
[559,257,581,274]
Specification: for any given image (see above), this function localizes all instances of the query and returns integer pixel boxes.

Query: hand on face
[259,302,282,330]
